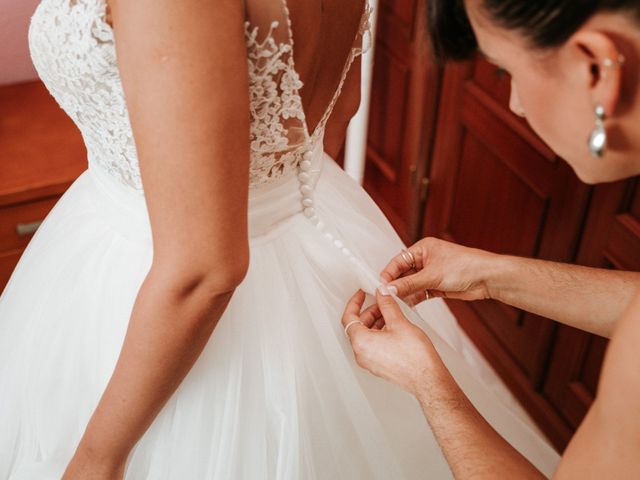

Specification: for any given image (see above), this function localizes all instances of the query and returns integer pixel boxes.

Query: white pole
[344,0,380,184]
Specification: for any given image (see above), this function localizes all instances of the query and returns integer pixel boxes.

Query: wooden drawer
[0,248,24,294]
[0,196,59,252]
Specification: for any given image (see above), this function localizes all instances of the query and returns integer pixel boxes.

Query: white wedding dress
[0,0,560,478]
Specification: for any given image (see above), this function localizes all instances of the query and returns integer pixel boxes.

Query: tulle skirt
[0,152,560,479]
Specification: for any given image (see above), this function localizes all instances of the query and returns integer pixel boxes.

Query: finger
[373,316,386,330]
[389,257,446,298]
[360,303,381,328]
[380,248,421,282]
[341,290,366,328]
[380,256,408,283]
[376,288,407,328]
[403,290,428,307]
[387,271,427,299]
[345,320,368,343]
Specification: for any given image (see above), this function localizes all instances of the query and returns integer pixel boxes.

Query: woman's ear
[568,29,625,117]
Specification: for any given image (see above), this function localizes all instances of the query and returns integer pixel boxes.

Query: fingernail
[388,285,398,296]
[377,285,391,296]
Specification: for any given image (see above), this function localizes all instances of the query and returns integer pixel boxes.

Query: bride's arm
[63,1,250,477]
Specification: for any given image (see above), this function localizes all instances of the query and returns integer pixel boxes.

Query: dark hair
[428,0,640,62]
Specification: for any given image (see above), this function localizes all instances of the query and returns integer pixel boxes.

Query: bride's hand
[62,445,125,480]
[380,237,498,306]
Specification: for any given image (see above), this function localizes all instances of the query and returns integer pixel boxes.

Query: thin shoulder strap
[279,0,296,46]
[310,1,372,139]
[278,0,372,140]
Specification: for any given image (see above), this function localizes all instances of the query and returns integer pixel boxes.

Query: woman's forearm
[68,265,241,470]
[415,359,545,480]
[488,255,640,338]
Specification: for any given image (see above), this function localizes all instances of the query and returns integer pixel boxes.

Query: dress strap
[279,0,297,49]
[277,0,372,141]
[310,1,372,140]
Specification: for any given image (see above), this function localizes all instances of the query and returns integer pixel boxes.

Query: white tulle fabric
[0,0,560,479]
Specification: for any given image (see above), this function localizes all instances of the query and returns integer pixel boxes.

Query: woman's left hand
[62,446,126,480]
[341,288,442,396]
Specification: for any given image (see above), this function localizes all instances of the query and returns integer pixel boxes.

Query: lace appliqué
[28,0,372,191]
[29,0,143,191]
[244,1,373,187]
[245,21,309,187]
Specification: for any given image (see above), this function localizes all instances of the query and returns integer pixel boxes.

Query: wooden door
[422,58,592,450]
[364,0,440,244]
[543,178,640,446]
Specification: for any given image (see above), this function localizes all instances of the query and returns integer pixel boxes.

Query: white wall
[344,0,380,185]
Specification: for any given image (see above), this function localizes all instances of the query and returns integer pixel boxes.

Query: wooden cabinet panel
[0,196,58,252]
[0,81,85,206]
[544,329,607,434]
[543,178,640,440]
[368,2,640,452]
[424,58,590,382]
[368,51,410,177]
[419,58,596,450]
[0,80,85,293]
[0,249,23,294]
[364,0,440,243]
[0,196,60,294]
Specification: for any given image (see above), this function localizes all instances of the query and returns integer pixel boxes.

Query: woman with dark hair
[0,0,562,478]
[344,0,640,478]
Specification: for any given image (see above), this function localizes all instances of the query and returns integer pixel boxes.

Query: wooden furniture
[0,80,86,293]
[364,0,640,452]
[364,0,440,243]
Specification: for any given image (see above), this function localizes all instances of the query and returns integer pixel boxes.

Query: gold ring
[401,249,416,270]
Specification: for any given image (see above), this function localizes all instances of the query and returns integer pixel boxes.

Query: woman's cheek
[515,76,578,157]
[517,81,603,183]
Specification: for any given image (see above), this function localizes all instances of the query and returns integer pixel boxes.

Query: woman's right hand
[381,237,500,306]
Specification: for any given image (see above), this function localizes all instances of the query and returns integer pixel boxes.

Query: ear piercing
[602,54,626,69]
[588,104,607,158]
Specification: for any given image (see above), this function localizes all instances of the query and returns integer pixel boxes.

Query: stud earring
[588,104,607,158]
[602,54,626,69]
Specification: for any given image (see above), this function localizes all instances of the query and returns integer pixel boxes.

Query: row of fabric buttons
[298,149,359,265]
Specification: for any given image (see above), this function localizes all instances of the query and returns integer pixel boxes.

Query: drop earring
[588,104,607,158]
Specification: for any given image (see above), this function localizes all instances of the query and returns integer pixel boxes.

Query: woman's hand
[381,237,640,338]
[381,237,500,306]
[341,289,442,397]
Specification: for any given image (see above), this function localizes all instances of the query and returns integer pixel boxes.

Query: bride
[0,0,559,478]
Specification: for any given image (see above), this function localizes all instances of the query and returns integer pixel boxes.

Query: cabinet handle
[16,220,43,237]
[409,164,418,185]
[420,177,431,201]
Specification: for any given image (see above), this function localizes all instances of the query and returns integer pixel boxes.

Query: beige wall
[0,0,41,85]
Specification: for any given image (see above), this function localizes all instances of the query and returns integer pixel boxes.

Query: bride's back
[242,0,370,186]
[246,0,368,135]
[28,0,369,191]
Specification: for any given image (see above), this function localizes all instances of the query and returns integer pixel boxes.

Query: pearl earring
[588,104,607,158]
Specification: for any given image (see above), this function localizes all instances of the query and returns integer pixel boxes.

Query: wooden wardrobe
[364,0,640,451]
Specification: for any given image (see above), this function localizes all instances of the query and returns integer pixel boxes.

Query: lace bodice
[28,0,371,192]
